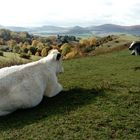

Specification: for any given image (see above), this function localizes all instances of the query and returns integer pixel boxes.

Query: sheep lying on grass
[0,49,64,116]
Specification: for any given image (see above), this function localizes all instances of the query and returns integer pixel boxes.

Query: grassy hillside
[0,52,41,63]
[0,49,140,139]
[0,33,139,60]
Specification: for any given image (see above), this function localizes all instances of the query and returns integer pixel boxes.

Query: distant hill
[87,24,140,36]
[5,26,29,32]
[65,26,92,35]
[0,25,68,34]
[29,26,68,34]
[0,24,140,36]
[49,24,140,36]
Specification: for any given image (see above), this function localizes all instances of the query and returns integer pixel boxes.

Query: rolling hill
[88,24,140,36]
[0,24,140,36]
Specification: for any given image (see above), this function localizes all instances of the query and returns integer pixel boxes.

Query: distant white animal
[0,49,64,116]
[129,41,140,55]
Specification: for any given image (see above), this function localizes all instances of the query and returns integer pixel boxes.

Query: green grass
[0,49,140,140]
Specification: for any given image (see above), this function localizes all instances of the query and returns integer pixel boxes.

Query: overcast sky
[0,0,140,27]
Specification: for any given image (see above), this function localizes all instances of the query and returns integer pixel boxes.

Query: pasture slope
[0,49,140,140]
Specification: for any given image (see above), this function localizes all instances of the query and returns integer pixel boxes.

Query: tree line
[0,29,114,59]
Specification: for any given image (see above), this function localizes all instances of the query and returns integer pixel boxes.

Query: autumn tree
[7,40,17,50]
[0,38,5,45]
[79,39,90,47]
[12,45,20,53]
[31,40,38,47]
[60,43,71,56]
[41,48,48,57]
[89,38,96,46]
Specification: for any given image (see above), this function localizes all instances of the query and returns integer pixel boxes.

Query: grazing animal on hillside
[0,49,64,116]
[129,41,140,55]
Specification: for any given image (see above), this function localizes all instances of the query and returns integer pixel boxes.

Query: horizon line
[0,23,140,28]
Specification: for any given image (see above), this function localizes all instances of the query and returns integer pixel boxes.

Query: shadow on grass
[133,66,140,71]
[0,87,105,131]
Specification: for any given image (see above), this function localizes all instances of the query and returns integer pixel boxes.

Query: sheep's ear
[56,53,61,60]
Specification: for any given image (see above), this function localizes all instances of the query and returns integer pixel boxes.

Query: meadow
[0,49,140,140]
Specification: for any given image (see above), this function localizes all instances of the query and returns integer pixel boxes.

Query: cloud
[0,0,140,26]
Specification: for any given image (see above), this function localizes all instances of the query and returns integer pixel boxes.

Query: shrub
[65,51,77,59]
[12,45,20,53]
[41,46,51,57]
[0,45,9,52]
[60,43,71,56]
[115,40,119,43]
[82,46,95,53]
[35,51,41,56]
[41,48,48,57]
[29,46,37,55]
[27,50,32,55]
[79,39,90,47]
[0,51,4,56]
[19,53,30,59]
[22,47,28,53]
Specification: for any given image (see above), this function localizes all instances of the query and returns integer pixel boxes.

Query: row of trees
[0,29,115,59]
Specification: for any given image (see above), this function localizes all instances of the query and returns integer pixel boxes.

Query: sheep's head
[48,49,62,60]
[47,49,64,73]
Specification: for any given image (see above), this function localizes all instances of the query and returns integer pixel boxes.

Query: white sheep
[0,49,64,116]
